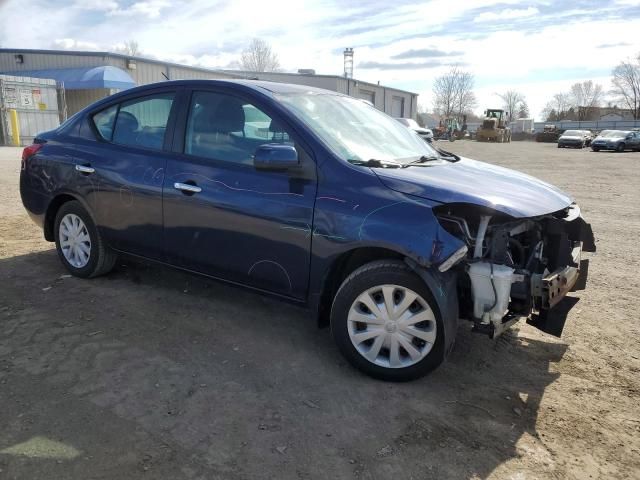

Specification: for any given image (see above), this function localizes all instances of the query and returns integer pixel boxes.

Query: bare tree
[432,66,476,121]
[497,90,525,121]
[541,93,572,121]
[570,80,604,120]
[123,40,139,56]
[611,58,640,119]
[240,38,280,72]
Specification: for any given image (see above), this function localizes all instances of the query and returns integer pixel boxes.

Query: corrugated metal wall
[65,89,114,117]
[0,51,418,120]
[0,52,109,71]
[0,75,59,145]
[236,71,417,119]
[245,72,341,91]
[167,65,236,81]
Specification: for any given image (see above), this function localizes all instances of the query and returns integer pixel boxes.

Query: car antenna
[161,72,170,80]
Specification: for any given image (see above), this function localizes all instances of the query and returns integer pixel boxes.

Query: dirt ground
[1,142,639,480]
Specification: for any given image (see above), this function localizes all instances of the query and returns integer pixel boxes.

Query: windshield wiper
[400,155,439,168]
[434,148,460,161]
[348,158,402,168]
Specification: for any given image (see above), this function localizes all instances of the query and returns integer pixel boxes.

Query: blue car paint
[373,157,573,218]
[20,80,573,329]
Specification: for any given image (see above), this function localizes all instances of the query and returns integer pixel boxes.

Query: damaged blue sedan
[20,80,595,381]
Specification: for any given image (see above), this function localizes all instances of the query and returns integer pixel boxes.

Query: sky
[1,0,639,119]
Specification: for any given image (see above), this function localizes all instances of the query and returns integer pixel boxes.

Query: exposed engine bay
[435,203,596,338]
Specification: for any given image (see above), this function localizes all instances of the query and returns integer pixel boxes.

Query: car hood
[413,127,433,134]
[373,157,573,218]
[560,135,582,140]
[594,136,622,141]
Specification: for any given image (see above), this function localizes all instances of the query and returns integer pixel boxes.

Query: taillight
[21,143,43,169]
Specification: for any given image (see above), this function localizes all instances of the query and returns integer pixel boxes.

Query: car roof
[126,79,339,96]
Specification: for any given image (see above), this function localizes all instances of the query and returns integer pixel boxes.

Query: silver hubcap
[59,213,91,268]
[348,284,437,368]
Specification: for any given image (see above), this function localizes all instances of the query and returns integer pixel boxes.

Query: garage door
[391,96,405,117]
[358,89,375,105]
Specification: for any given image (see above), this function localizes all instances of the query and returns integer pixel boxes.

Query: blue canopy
[4,66,136,90]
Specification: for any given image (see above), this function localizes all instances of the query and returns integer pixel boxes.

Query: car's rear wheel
[330,260,445,381]
[54,200,116,278]
[592,147,600,152]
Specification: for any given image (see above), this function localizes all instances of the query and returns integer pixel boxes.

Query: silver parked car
[591,130,640,152]
[557,130,589,148]
[395,118,434,142]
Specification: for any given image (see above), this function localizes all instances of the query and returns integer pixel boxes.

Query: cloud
[597,42,632,49]
[474,7,539,22]
[391,48,462,59]
[359,60,457,70]
[2,0,639,119]
[51,38,101,51]
[108,1,170,19]
[72,0,169,19]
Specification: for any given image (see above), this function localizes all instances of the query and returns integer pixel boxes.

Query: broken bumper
[526,215,594,337]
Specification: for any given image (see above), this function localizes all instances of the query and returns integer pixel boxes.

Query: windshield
[277,93,438,164]
[563,130,582,136]
[599,130,628,138]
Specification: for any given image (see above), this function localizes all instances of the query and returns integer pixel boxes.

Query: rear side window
[92,104,118,141]
[89,93,174,151]
[112,93,175,150]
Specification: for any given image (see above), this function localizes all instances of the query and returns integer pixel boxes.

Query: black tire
[54,200,116,278]
[592,147,600,152]
[557,144,562,148]
[617,143,625,152]
[330,260,445,381]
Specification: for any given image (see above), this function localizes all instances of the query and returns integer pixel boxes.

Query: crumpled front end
[433,202,595,338]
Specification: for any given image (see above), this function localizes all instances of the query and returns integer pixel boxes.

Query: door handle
[75,164,95,174]
[174,182,202,194]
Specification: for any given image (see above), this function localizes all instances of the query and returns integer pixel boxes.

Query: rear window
[91,93,175,150]
[113,93,175,150]
[92,104,118,140]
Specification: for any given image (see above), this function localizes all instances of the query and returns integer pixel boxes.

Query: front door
[162,89,317,299]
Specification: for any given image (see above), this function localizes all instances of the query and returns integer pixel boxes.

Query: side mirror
[253,144,299,171]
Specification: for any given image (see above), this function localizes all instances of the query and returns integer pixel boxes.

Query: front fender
[405,258,459,358]
[309,191,466,275]
[307,178,466,324]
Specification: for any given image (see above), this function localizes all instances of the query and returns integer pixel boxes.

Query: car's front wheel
[330,260,444,381]
[617,143,625,152]
[54,200,116,278]
[592,147,600,152]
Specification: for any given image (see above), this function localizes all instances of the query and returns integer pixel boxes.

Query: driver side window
[184,91,293,165]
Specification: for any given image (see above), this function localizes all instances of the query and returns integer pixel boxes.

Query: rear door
[73,88,180,259]
[162,88,317,299]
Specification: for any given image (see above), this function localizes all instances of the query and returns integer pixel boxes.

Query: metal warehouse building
[0,48,417,144]
[223,70,418,119]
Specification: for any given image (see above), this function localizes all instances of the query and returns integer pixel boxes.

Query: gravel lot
[1,142,639,479]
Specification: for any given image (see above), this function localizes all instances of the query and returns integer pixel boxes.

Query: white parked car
[395,118,434,142]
